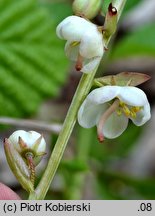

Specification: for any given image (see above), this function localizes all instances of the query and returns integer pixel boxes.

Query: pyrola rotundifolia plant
[3,0,151,200]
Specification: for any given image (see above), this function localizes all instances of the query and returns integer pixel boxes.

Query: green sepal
[4,138,34,193]
[94,72,151,87]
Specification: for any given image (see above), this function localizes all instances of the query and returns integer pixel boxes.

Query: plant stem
[29,70,97,199]
[28,0,127,200]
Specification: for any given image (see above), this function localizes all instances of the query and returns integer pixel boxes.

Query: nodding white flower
[78,86,151,142]
[56,15,104,73]
[8,130,46,165]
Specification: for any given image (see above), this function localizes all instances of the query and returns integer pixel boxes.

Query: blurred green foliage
[41,1,72,24]
[0,0,69,117]
[97,170,155,199]
[111,23,155,60]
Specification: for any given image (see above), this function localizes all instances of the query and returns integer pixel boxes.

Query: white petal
[81,57,102,73]
[131,102,151,126]
[9,130,27,151]
[56,16,93,41]
[87,86,121,104]
[78,99,108,128]
[103,112,129,139]
[65,41,79,61]
[80,28,104,58]
[8,130,46,153]
[118,86,148,106]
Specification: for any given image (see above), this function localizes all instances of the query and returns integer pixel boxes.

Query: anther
[71,41,80,47]
[132,106,141,112]
[122,105,130,117]
[130,111,136,118]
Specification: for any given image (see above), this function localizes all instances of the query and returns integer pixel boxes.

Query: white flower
[56,15,104,73]
[78,86,151,141]
[8,130,46,165]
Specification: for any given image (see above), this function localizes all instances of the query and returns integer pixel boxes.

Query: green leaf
[111,24,155,60]
[0,0,69,117]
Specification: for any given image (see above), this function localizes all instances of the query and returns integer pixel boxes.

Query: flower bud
[72,0,102,19]
[8,130,46,166]
[4,130,46,192]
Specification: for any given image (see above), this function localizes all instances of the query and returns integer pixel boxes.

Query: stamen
[119,101,131,117]
[75,53,83,71]
[122,105,130,117]
[97,99,120,143]
[131,106,142,112]
[130,111,136,118]
[130,106,142,118]
[71,41,80,47]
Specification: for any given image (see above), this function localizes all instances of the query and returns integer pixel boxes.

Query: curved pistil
[75,53,83,71]
[25,152,35,187]
[97,99,120,142]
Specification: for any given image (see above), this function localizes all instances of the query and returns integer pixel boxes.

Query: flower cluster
[56,2,151,141]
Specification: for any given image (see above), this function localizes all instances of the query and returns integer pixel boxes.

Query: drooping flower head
[78,86,151,142]
[56,15,104,73]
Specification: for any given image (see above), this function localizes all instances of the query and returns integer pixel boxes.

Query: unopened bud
[4,130,46,192]
[72,0,102,19]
